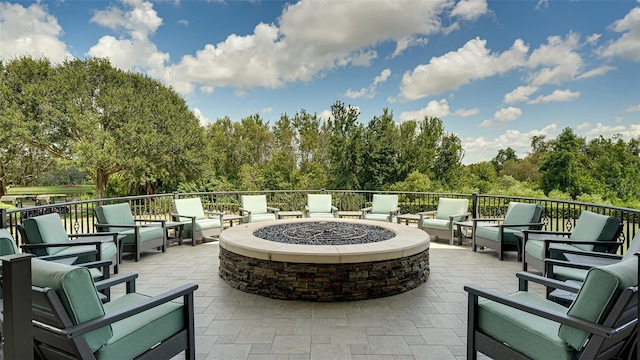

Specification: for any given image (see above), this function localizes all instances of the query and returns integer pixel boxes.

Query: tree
[433,133,464,188]
[4,57,205,198]
[491,147,518,172]
[361,108,399,190]
[325,101,364,190]
[539,128,593,199]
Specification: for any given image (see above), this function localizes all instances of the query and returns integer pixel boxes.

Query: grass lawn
[6,185,95,196]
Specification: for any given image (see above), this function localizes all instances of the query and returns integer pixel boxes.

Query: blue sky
[1,0,639,164]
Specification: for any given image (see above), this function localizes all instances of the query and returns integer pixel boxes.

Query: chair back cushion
[0,228,19,255]
[621,232,640,261]
[23,213,70,256]
[95,203,136,232]
[558,258,638,350]
[242,195,268,214]
[435,198,469,221]
[172,198,206,220]
[503,202,542,229]
[370,194,398,214]
[31,258,112,352]
[307,194,332,214]
[569,211,621,251]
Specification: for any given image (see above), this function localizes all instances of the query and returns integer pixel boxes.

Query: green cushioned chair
[361,194,400,223]
[418,198,470,245]
[171,197,223,245]
[95,203,166,262]
[465,258,638,360]
[239,195,279,223]
[305,194,338,218]
[522,210,622,273]
[472,202,543,260]
[545,231,640,285]
[19,213,120,274]
[30,258,197,359]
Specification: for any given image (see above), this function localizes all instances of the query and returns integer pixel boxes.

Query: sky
[1,0,639,164]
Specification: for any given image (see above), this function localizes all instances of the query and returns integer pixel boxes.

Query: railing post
[471,193,479,219]
[173,191,180,200]
[1,208,6,228]
[2,253,34,360]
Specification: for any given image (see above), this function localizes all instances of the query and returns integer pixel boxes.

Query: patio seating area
[104,236,539,360]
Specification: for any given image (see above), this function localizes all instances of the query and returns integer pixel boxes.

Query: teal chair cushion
[96,203,137,232]
[421,219,450,231]
[172,198,206,221]
[474,227,521,244]
[119,226,164,245]
[559,258,637,351]
[524,241,581,262]
[503,202,541,228]
[478,291,575,360]
[242,195,268,215]
[96,293,184,359]
[568,211,620,251]
[31,259,112,352]
[23,213,71,256]
[244,213,277,223]
[186,218,221,233]
[0,228,19,255]
[308,213,335,219]
[435,198,468,221]
[370,194,398,214]
[307,194,332,214]
[364,213,397,222]
[621,232,640,261]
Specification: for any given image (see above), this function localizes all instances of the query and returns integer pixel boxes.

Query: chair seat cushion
[120,226,164,244]
[478,291,575,360]
[551,266,589,282]
[475,227,520,244]
[524,240,577,261]
[308,213,336,219]
[244,213,277,223]
[181,218,221,232]
[96,293,184,359]
[55,242,118,264]
[364,214,396,222]
[421,219,450,231]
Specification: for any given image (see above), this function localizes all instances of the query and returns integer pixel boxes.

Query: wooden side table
[278,211,304,219]
[222,214,243,228]
[396,214,420,226]
[337,211,362,219]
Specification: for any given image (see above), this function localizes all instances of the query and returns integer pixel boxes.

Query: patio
[108,237,543,360]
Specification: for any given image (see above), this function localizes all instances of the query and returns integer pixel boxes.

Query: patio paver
[109,238,542,359]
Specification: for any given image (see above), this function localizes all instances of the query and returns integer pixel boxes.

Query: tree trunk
[96,169,108,199]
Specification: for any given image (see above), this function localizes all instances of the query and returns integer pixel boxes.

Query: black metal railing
[3,190,639,251]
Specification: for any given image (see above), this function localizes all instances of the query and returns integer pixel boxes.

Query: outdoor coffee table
[277,211,303,219]
[164,221,184,246]
[397,213,420,226]
[337,211,362,219]
[453,220,475,245]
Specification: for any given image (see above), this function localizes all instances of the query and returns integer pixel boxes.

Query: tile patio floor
[112,236,544,360]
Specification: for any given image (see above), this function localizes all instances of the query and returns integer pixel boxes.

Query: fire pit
[218,218,430,301]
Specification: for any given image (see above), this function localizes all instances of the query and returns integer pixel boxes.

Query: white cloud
[391,36,429,58]
[398,37,529,101]
[344,68,391,99]
[527,33,584,86]
[581,122,640,140]
[461,124,558,164]
[454,107,480,117]
[528,89,580,104]
[193,108,210,127]
[178,19,189,27]
[261,107,273,114]
[317,109,334,121]
[600,6,640,61]
[0,2,72,63]
[625,104,640,112]
[494,106,522,123]
[577,65,615,79]
[399,99,450,121]
[577,122,591,130]
[450,0,489,21]
[503,85,539,104]
[586,33,602,45]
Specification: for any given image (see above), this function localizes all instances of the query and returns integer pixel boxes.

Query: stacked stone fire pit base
[219,247,429,301]
[218,218,430,302]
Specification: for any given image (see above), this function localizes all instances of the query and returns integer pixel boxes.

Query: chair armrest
[32,249,98,261]
[70,232,119,239]
[238,207,251,215]
[448,212,471,221]
[547,248,623,260]
[95,223,139,230]
[472,218,504,223]
[522,229,572,236]
[170,213,196,221]
[204,210,224,216]
[133,219,166,227]
[266,206,280,213]
[417,211,437,220]
[361,207,372,215]
[64,283,198,337]
[544,258,601,274]
[390,207,401,215]
[464,284,618,337]
[94,272,138,293]
[499,222,544,229]
[543,239,622,252]
[514,271,580,292]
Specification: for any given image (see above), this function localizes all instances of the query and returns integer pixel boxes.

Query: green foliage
[389,171,432,192]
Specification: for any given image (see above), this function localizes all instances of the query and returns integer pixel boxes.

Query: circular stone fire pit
[218,218,430,301]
